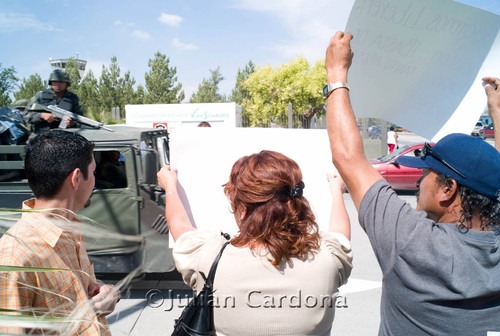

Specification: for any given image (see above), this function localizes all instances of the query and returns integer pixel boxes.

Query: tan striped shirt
[0,199,111,335]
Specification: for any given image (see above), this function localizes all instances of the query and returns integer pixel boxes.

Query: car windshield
[377,145,410,162]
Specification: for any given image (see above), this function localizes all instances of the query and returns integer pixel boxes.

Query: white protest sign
[345,0,500,141]
[169,127,335,237]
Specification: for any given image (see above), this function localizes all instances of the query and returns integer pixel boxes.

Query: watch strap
[323,82,349,99]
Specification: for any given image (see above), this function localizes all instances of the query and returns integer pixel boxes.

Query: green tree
[144,52,184,104]
[98,56,136,119]
[64,58,82,93]
[78,70,100,119]
[243,57,326,128]
[230,60,255,104]
[14,74,44,101]
[0,64,18,106]
[189,67,226,103]
[121,71,136,109]
[134,84,146,104]
[230,60,255,126]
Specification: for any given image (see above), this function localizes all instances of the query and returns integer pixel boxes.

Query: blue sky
[0,0,498,100]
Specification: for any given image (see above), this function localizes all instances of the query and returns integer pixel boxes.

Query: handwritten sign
[345,0,500,140]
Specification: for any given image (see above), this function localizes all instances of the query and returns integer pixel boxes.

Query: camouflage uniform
[25,70,83,134]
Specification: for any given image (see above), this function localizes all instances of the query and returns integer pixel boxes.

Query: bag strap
[204,235,230,287]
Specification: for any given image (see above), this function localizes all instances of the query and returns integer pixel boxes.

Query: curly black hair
[435,173,500,231]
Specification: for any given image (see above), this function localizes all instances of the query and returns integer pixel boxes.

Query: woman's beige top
[174,230,352,336]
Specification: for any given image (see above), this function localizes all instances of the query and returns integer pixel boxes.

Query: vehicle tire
[480,133,486,140]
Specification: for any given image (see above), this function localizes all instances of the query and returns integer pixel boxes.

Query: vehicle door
[0,145,33,208]
[79,145,142,260]
[385,145,424,189]
[486,124,495,138]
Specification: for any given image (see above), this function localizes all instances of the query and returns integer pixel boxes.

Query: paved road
[106,192,418,336]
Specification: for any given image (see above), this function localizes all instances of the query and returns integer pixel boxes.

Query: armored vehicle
[0,125,173,274]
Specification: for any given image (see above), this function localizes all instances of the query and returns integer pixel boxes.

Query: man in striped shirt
[0,130,119,335]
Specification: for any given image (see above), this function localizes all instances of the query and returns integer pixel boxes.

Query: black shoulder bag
[171,235,230,336]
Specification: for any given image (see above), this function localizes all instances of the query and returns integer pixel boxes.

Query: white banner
[345,0,500,141]
[169,127,335,236]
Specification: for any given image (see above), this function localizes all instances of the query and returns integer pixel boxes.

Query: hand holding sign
[325,32,354,83]
[482,76,500,151]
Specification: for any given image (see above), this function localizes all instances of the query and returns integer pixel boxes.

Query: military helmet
[13,99,29,109]
[48,69,71,87]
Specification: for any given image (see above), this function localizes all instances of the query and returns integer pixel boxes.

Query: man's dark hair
[389,126,395,131]
[436,173,500,231]
[25,130,94,199]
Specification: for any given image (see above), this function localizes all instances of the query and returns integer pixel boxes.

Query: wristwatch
[323,82,350,99]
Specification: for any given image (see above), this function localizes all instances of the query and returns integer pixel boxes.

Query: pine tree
[144,52,184,104]
[0,64,18,106]
[189,67,225,103]
[14,74,44,101]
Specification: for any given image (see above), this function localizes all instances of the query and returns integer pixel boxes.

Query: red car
[479,124,494,140]
[369,143,432,190]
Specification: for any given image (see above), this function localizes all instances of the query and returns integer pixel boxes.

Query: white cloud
[232,0,303,12]
[232,0,355,62]
[132,30,152,39]
[158,13,183,26]
[173,38,198,51]
[115,20,136,27]
[0,13,59,33]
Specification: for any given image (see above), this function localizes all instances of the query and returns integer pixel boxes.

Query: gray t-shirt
[359,179,500,336]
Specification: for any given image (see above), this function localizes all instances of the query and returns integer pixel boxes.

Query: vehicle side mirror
[390,159,399,167]
[141,150,158,185]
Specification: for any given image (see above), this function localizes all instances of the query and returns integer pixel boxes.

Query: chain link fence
[241,103,327,129]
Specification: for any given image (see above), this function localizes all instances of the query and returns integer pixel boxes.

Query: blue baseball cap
[396,133,500,200]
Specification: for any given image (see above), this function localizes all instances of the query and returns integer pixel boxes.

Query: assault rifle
[28,103,113,132]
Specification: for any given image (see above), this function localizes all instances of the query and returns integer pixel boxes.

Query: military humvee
[0,125,174,274]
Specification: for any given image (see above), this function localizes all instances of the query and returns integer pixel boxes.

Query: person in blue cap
[324,31,500,335]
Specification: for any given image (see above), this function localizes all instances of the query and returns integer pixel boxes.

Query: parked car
[479,123,494,139]
[471,121,485,136]
[369,143,432,190]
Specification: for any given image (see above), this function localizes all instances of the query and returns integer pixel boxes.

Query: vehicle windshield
[377,145,410,162]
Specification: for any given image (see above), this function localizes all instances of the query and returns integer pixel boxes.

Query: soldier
[12,99,29,113]
[25,69,83,133]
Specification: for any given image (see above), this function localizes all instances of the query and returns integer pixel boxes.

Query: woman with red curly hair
[157,150,352,335]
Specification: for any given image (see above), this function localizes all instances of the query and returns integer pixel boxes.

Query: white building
[49,57,87,78]
[125,102,242,130]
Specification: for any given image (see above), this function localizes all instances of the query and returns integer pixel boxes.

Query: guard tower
[49,54,87,78]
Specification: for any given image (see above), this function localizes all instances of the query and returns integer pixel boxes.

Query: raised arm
[325,31,382,209]
[157,166,196,241]
[483,76,500,152]
[327,173,350,240]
